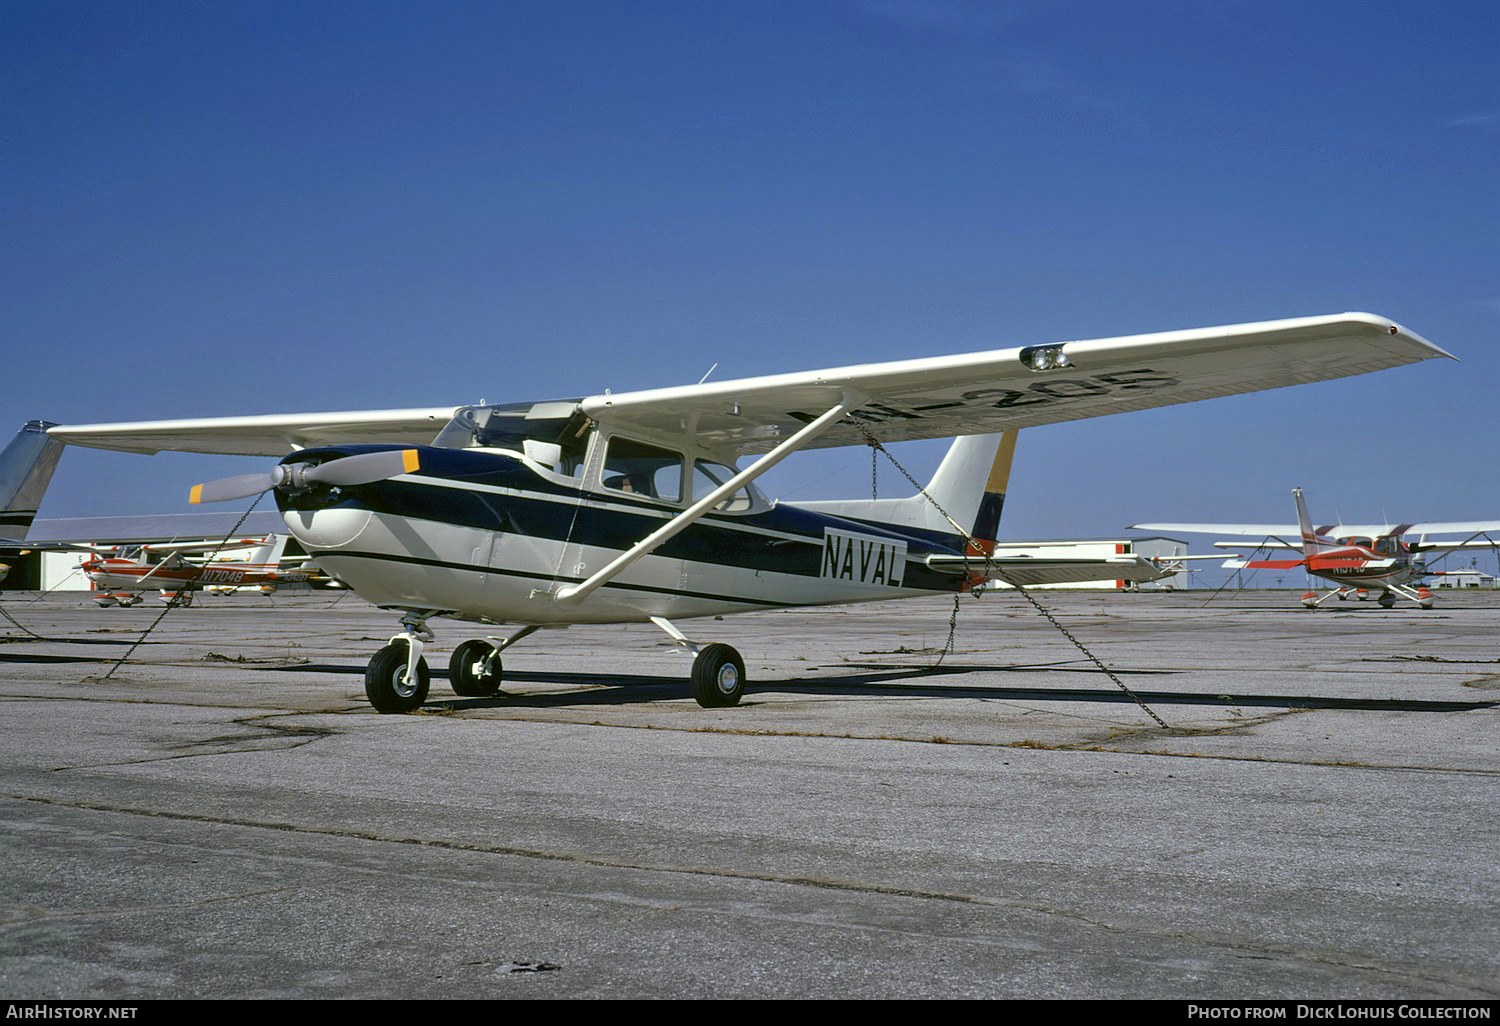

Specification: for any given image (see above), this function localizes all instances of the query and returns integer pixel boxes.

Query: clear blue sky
[5,0,1497,551]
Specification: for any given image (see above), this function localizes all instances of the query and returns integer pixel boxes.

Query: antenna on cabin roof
[698,363,718,385]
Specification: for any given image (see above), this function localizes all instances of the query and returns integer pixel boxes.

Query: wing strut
[554,392,865,606]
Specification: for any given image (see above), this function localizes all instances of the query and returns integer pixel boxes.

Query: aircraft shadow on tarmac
[278,661,1498,714]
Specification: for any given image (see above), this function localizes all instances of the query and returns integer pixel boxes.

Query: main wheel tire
[449,640,503,697]
[365,642,430,713]
[691,643,745,708]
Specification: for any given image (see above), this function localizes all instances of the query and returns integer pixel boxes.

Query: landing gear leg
[1300,588,1345,609]
[650,616,746,708]
[1383,584,1435,610]
[449,625,540,697]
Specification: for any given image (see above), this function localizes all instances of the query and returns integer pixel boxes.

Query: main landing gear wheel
[691,643,745,709]
[365,642,430,713]
[449,640,503,697]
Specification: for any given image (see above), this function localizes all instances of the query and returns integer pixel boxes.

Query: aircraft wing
[1131,523,1301,537]
[925,553,1171,587]
[580,312,1449,454]
[39,313,1445,459]
[1136,520,1500,540]
[1402,521,1500,536]
[1411,538,1500,554]
[47,408,459,456]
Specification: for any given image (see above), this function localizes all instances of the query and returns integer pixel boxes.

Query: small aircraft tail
[1293,487,1330,558]
[243,534,288,568]
[796,432,1017,547]
[0,421,64,542]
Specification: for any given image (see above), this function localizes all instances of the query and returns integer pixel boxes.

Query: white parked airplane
[2,312,1449,710]
[1133,487,1500,609]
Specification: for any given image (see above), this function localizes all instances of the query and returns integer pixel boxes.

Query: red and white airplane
[1133,488,1500,609]
[79,535,326,607]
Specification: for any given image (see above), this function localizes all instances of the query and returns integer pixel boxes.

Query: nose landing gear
[364,613,435,713]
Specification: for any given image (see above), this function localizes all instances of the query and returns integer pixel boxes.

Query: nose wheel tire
[691,643,745,708]
[365,642,430,713]
[449,640,504,697]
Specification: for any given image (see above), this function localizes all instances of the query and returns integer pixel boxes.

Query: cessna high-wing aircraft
[1132,487,1500,609]
[1,313,1450,710]
[78,535,325,606]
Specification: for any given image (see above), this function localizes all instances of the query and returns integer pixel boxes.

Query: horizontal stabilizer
[925,553,1170,587]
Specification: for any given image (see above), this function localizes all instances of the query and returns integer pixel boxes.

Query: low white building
[1432,569,1499,589]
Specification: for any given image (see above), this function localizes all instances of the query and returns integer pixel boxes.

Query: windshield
[432,402,589,473]
[432,402,584,450]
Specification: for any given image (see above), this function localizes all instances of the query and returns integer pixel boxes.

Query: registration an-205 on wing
[1,312,1451,711]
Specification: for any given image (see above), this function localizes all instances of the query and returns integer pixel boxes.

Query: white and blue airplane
[1,313,1449,711]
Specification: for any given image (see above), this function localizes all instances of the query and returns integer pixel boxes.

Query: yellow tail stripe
[985,430,1018,496]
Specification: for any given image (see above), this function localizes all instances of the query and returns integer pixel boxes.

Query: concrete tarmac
[0,587,1495,1000]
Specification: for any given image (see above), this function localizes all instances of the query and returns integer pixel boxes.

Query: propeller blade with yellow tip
[190,472,280,504]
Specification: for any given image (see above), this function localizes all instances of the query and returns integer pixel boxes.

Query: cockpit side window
[602,438,682,503]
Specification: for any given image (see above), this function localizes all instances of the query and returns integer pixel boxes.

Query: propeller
[190,449,420,504]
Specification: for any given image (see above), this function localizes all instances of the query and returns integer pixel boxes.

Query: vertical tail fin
[794,431,1018,545]
[0,422,64,542]
[1293,487,1329,557]
[916,431,1017,553]
[243,534,288,568]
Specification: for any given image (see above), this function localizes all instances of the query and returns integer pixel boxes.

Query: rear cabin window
[602,438,682,502]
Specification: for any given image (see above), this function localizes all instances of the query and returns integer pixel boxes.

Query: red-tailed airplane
[2,312,1450,710]
[1132,487,1500,609]
[78,535,325,606]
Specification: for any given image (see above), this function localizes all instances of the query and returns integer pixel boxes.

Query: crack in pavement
[43,713,341,772]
